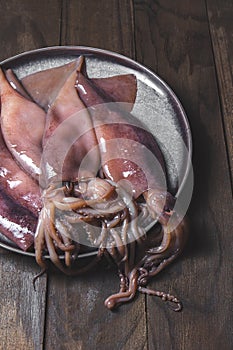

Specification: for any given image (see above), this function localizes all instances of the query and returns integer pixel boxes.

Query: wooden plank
[134,0,233,349]
[0,249,47,350]
[0,0,61,60]
[44,1,147,350]
[0,0,61,349]
[60,0,135,58]
[45,264,147,350]
[206,0,233,184]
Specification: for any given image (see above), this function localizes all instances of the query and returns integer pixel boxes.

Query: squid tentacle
[34,208,47,271]
[104,268,139,310]
[44,202,75,252]
[138,286,182,312]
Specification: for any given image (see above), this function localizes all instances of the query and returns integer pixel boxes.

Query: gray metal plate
[0,46,192,257]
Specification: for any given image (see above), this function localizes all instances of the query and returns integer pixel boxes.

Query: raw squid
[42,56,100,184]
[76,72,166,198]
[0,189,37,250]
[20,60,81,110]
[6,60,137,112]
[91,74,137,112]
[0,68,46,181]
[5,68,33,101]
[0,127,42,216]
[75,72,188,310]
[34,56,101,270]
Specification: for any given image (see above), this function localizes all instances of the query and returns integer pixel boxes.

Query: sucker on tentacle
[138,286,182,312]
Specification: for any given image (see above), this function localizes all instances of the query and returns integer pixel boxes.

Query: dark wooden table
[0,1,232,349]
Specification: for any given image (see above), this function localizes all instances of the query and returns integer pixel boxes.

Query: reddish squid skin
[0,188,37,251]
[41,56,100,184]
[91,74,137,112]
[7,57,137,112]
[0,121,42,216]
[75,72,167,200]
[0,68,46,181]
[5,69,33,101]
[21,60,81,110]
[43,57,85,144]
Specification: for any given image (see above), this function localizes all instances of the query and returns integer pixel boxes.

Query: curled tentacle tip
[168,301,183,312]
[104,298,117,310]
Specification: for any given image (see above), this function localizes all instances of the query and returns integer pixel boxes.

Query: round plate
[0,46,192,257]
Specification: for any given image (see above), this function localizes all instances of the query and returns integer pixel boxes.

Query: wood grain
[0,249,47,350]
[45,264,147,350]
[134,0,233,349]
[0,0,232,349]
[60,0,135,58]
[206,0,233,184]
[44,1,147,350]
[0,1,61,349]
[0,0,61,59]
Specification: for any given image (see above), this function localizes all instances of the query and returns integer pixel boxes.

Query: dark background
[0,1,232,349]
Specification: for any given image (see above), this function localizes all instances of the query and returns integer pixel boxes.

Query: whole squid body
[76,72,188,310]
[34,56,104,272]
